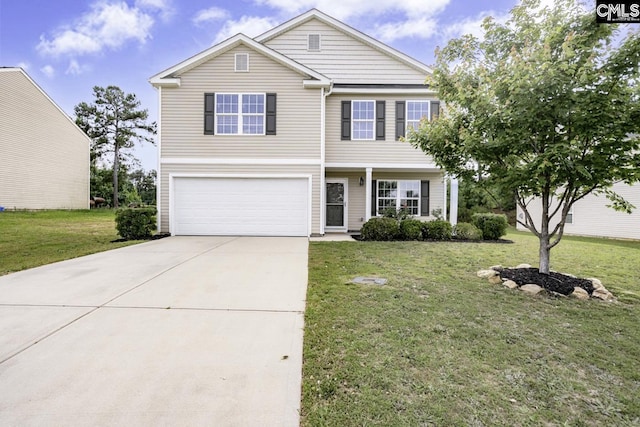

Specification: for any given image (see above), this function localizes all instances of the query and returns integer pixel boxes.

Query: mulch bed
[496,267,594,295]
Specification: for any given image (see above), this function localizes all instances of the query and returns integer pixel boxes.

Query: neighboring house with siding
[0,67,89,210]
[149,9,455,236]
[517,182,640,241]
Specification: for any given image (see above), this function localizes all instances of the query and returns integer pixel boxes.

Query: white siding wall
[160,163,322,235]
[326,171,445,231]
[516,182,640,240]
[160,45,322,159]
[0,70,89,209]
[326,94,437,165]
[263,20,427,84]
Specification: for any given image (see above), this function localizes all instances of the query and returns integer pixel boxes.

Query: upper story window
[235,53,249,72]
[308,34,321,51]
[341,100,385,141]
[204,93,276,136]
[216,93,264,135]
[352,101,375,140]
[406,101,430,131]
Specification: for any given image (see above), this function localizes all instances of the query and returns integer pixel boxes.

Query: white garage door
[173,177,309,236]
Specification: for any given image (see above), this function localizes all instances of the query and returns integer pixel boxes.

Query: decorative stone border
[477,264,615,301]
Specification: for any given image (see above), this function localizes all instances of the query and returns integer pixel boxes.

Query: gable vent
[308,34,321,51]
[235,53,249,72]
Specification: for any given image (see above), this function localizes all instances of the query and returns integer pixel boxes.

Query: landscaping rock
[490,265,503,270]
[503,280,519,289]
[488,275,504,285]
[571,287,590,300]
[516,263,532,269]
[592,288,614,301]
[588,278,604,290]
[520,284,544,295]
[477,269,498,278]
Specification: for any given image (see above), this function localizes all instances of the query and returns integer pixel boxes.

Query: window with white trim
[352,100,375,140]
[565,206,574,224]
[377,180,420,215]
[406,100,430,131]
[215,93,265,135]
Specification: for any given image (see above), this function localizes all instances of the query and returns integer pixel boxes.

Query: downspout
[320,82,334,235]
[156,86,162,234]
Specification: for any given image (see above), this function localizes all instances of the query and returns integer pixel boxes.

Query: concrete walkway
[0,236,308,426]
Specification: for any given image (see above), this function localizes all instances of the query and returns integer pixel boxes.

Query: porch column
[449,177,459,226]
[365,167,373,221]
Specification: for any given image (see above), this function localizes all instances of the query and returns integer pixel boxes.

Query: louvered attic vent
[308,34,321,51]
[235,53,249,72]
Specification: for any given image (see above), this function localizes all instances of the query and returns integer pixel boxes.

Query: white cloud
[253,0,450,40]
[374,16,438,42]
[193,7,230,25]
[213,16,279,43]
[136,0,174,22]
[65,59,86,75]
[440,11,509,41]
[37,1,155,57]
[41,65,55,78]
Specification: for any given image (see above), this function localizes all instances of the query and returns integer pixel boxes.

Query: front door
[325,179,348,231]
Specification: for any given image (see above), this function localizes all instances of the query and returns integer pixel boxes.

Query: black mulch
[496,267,595,296]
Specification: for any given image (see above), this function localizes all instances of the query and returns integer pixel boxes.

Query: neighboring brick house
[0,68,89,210]
[150,9,454,236]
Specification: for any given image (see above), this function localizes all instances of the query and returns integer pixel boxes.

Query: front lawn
[303,231,640,426]
[0,210,143,276]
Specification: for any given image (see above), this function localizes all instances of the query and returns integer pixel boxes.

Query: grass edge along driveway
[0,210,143,276]
[302,232,640,426]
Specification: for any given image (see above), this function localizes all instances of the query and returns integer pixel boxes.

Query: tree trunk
[113,145,119,209]
[539,232,551,274]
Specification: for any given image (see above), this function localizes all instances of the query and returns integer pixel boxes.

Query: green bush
[422,220,453,240]
[399,219,424,241]
[381,207,412,221]
[453,222,483,241]
[472,213,508,240]
[361,217,400,241]
[115,207,157,240]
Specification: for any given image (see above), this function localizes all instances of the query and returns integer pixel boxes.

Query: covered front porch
[321,166,458,234]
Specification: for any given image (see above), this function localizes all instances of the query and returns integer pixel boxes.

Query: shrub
[472,213,508,240]
[381,207,412,221]
[115,207,157,240]
[453,222,483,241]
[399,219,423,241]
[361,217,400,241]
[422,220,453,240]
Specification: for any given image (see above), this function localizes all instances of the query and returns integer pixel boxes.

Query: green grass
[303,230,640,426]
[0,210,143,276]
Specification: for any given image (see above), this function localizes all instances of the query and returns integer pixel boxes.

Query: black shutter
[341,101,351,140]
[430,100,440,121]
[421,180,430,216]
[266,93,277,135]
[371,180,377,217]
[395,101,405,140]
[376,100,385,140]
[204,93,215,135]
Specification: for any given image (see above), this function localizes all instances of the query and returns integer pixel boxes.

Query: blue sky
[1,0,548,171]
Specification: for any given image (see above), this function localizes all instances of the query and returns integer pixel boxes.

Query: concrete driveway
[0,236,308,426]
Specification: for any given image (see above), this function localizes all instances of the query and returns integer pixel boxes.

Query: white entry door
[325,179,348,231]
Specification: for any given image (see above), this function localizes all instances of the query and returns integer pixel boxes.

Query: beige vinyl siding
[263,20,427,84]
[517,182,640,241]
[326,171,445,231]
[326,94,437,164]
[160,46,321,160]
[159,163,322,234]
[0,69,89,210]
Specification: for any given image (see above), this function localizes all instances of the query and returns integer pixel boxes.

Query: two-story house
[149,9,453,236]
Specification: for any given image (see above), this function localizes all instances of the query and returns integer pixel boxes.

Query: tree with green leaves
[408,0,640,274]
[75,86,156,208]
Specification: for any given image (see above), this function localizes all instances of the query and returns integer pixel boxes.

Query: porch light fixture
[359,176,364,186]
